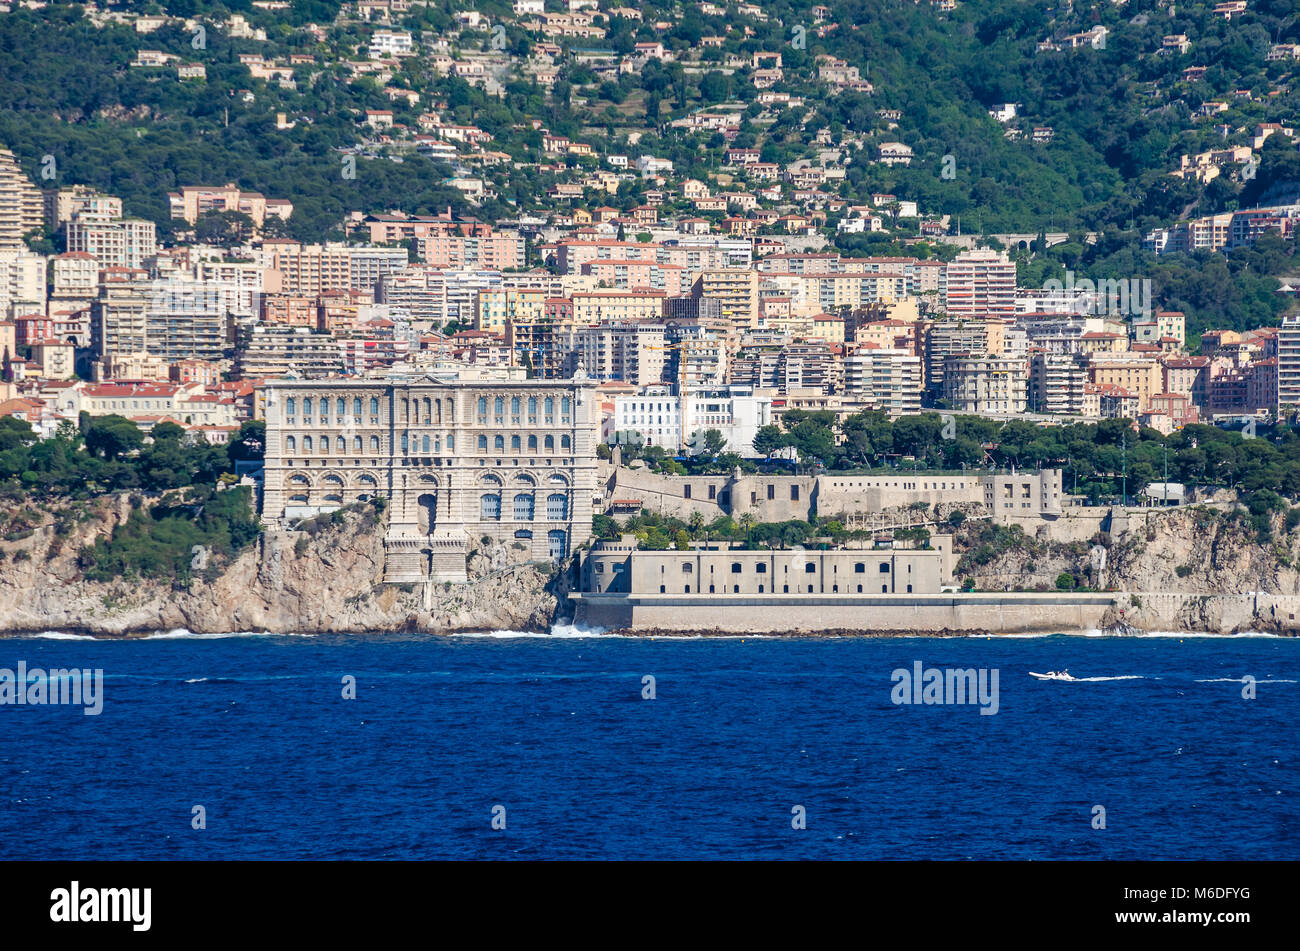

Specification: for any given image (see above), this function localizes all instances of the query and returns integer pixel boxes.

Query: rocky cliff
[962,505,1300,634]
[0,496,566,636]
[3,494,1298,636]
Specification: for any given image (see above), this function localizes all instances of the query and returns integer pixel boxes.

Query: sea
[0,629,1296,860]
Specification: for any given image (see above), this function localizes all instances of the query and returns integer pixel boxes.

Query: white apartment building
[843,348,923,416]
[945,249,1017,319]
[563,324,667,387]
[614,385,773,455]
[1277,315,1300,415]
[941,355,1028,415]
[66,217,158,269]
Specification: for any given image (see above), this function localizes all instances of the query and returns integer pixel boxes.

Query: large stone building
[603,465,1064,524]
[580,535,954,597]
[261,370,599,583]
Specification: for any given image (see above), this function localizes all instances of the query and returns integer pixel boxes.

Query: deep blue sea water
[0,631,1296,860]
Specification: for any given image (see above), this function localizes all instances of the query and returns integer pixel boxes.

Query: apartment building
[44,185,123,228]
[65,217,157,269]
[0,148,43,250]
[613,384,772,454]
[570,290,666,325]
[234,323,345,378]
[1276,314,1300,416]
[168,184,293,228]
[941,355,1028,415]
[944,249,1016,319]
[422,230,526,270]
[562,323,667,387]
[842,348,923,416]
[692,269,760,336]
[1029,352,1089,415]
[262,241,408,296]
[1086,353,1162,411]
[475,287,546,335]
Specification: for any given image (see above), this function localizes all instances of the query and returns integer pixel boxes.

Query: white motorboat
[1029,670,1077,681]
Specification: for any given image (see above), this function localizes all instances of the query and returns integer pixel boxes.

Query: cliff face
[964,507,1300,595]
[962,506,1300,634]
[4,494,1299,637]
[0,497,564,636]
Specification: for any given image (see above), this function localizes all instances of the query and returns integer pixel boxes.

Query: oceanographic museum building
[261,369,599,583]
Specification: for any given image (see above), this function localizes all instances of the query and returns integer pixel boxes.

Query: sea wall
[571,592,1118,634]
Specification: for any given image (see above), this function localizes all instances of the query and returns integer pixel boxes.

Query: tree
[84,416,144,460]
[150,421,186,443]
[701,429,727,459]
[752,424,785,457]
[194,210,256,247]
[227,419,266,467]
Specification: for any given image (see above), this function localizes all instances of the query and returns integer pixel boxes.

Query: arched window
[493,396,504,418]
[400,433,409,452]
[369,435,379,452]
[544,397,554,416]
[286,397,296,416]
[510,396,520,417]
[544,435,554,452]
[422,435,431,453]
[528,435,537,451]
[336,398,346,416]
[480,493,501,520]
[478,435,488,451]
[352,397,362,417]
[352,435,362,452]
[513,493,534,521]
[289,474,309,486]
[493,435,504,451]
[477,397,488,417]
[510,435,521,452]
[335,436,345,453]
[319,437,328,454]
[527,396,537,418]
[561,397,571,417]
[302,398,313,416]
[560,434,571,450]
[546,493,568,520]
[286,435,296,453]
[369,397,379,417]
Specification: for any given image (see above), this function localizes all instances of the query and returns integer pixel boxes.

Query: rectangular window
[791,485,799,501]
[684,485,691,499]
[767,484,775,500]
[708,485,716,500]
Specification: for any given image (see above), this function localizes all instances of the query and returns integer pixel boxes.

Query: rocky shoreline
[5,495,1300,638]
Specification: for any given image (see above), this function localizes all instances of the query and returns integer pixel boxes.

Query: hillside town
[0,0,1294,517]
[0,158,1289,452]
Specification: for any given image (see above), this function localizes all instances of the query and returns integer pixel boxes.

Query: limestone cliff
[960,506,1300,634]
[0,496,565,636]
